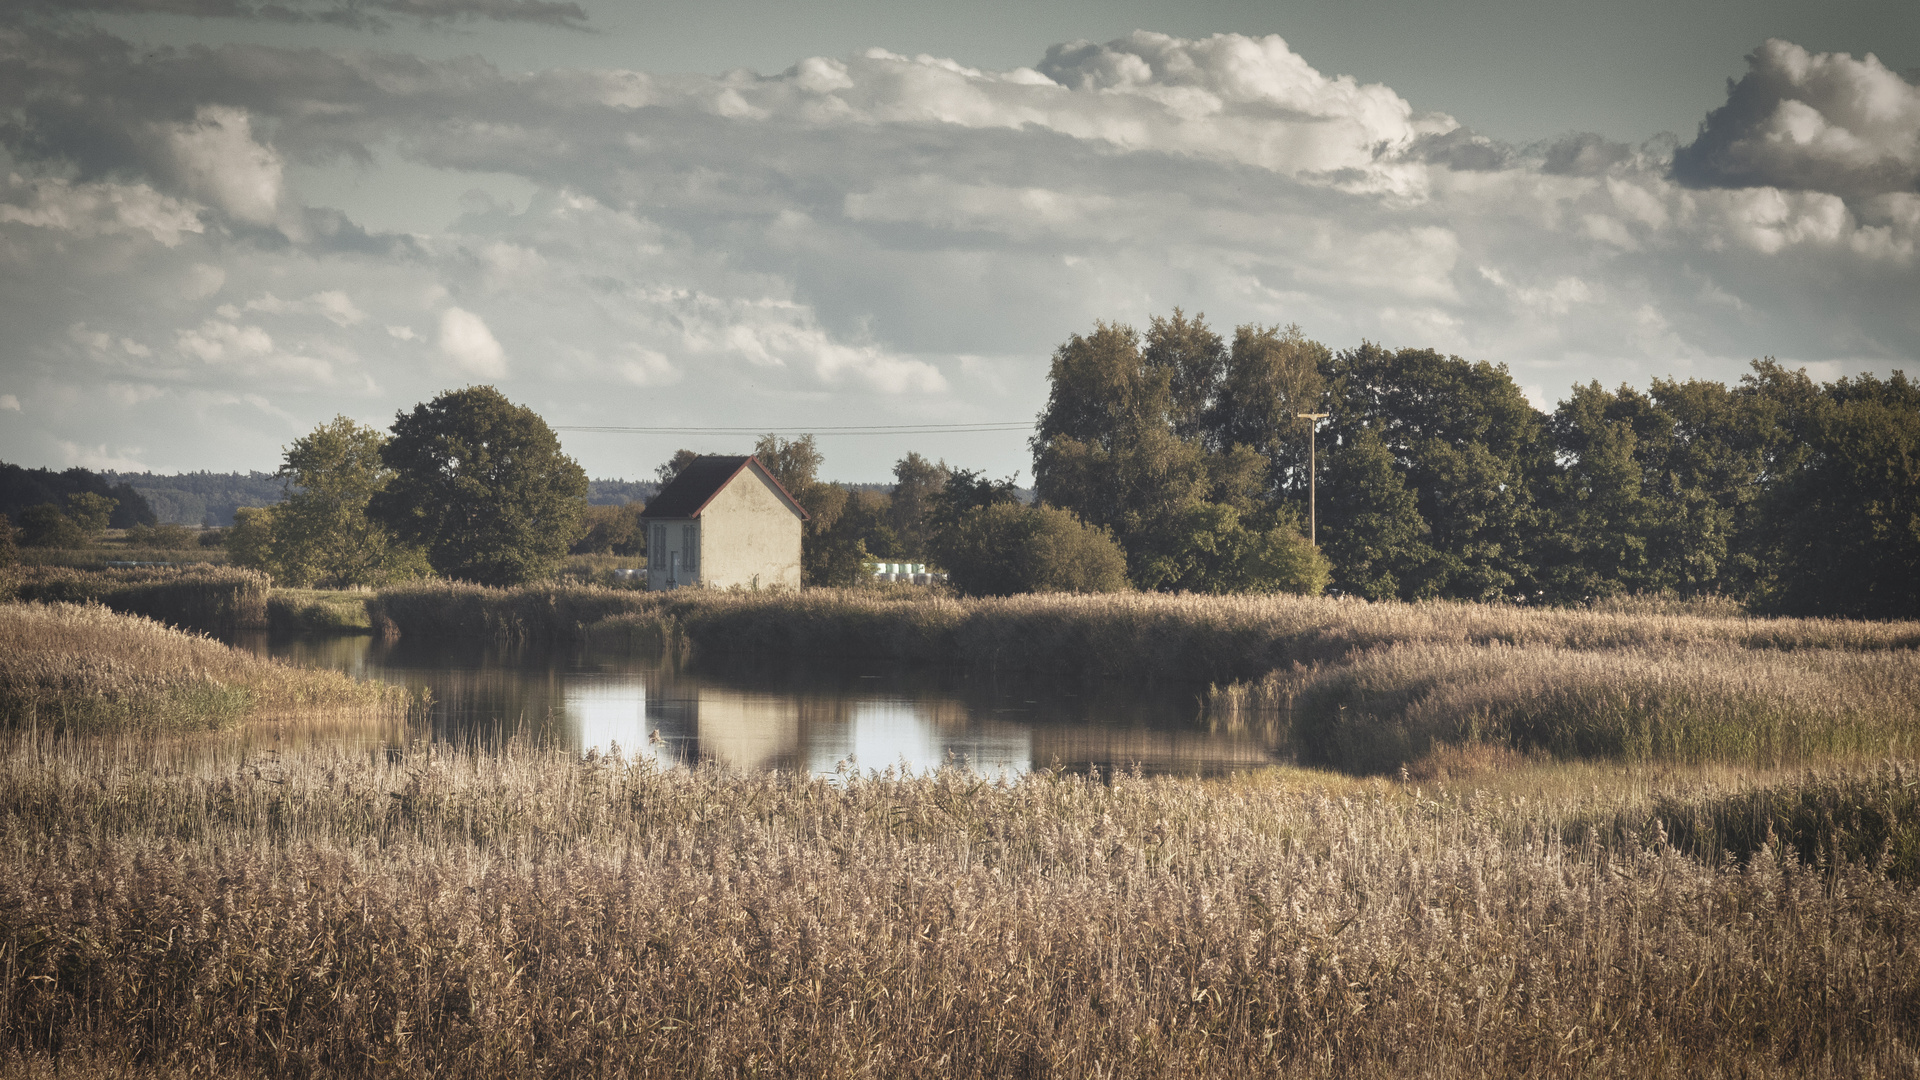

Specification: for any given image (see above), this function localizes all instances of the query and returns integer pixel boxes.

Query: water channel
[238,633,1287,778]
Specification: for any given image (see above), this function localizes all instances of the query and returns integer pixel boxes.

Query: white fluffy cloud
[0,27,1913,477]
[437,307,508,378]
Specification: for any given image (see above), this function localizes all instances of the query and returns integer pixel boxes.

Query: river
[237,632,1287,778]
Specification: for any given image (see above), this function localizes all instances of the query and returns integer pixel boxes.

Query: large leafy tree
[1202,322,1328,504]
[371,387,588,586]
[930,502,1128,597]
[1319,428,1433,600]
[1320,344,1546,600]
[1755,371,1920,618]
[887,452,948,560]
[237,417,431,587]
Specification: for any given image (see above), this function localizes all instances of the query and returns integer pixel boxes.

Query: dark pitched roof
[638,455,809,521]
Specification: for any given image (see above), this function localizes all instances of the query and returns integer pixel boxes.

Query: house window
[682,523,698,573]
[652,526,666,569]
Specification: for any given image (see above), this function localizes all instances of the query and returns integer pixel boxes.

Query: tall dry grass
[0,602,408,735]
[1,740,1917,1078]
[372,585,1920,774]
[10,565,269,636]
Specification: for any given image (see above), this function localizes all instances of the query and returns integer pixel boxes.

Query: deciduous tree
[371,387,588,586]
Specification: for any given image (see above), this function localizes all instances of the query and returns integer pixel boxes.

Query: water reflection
[239,633,1283,777]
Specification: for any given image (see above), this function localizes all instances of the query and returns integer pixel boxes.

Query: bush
[931,502,1128,596]
[124,522,199,549]
[16,504,83,548]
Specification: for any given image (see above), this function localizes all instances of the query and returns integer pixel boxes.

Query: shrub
[932,502,1128,596]
[16,504,83,548]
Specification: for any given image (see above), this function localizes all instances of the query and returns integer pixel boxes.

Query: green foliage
[1134,502,1328,596]
[572,503,647,556]
[224,418,430,588]
[17,504,83,548]
[1755,371,1920,619]
[752,434,874,587]
[0,515,14,569]
[930,502,1128,596]
[123,522,199,549]
[372,387,588,587]
[64,491,116,538]
[226,505,277,573]
[888,452,948,559]
[1319,429,1432,600]
[655,448,700,486]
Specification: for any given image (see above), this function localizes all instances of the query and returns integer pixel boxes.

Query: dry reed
[1,739,1917,1078]
[11,565,269,636]
[0,602,407,734]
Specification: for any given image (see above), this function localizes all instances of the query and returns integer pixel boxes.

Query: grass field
[0,738,1916,1078]
[0,602,408,735]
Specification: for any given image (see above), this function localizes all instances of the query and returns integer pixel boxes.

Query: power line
[557,422,1032,436]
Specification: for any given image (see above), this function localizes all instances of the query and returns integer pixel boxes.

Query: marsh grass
[0,603,408,735]
[11,565,268,636]
[267,588,374,634]
[373,585,1920,774]
[1,737,1918,1078]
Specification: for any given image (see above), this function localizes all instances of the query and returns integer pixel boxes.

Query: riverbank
[1,738,1914,1078]
[369,583,1920,774]
[0,602,408,735]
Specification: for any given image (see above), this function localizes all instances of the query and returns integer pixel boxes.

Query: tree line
[31,309,1905,619]
[1019,311,1919,618]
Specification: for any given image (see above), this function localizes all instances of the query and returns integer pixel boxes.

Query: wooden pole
[1295,412,1329,545]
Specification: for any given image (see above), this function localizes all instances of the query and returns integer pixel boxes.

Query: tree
[1320,344,1547,600]
[1755,371,1920,618]
[888,452,948,559]
[931,502,1128,596]
[17,504,83,548]
[572,504,646,557]
[226,506,278,572]
[65,492,116,540]
[1133,501,1328,595]
[753,434,864,586]
[371,387,589,586]
[1201,322,1328,504]
[1320,429,1434,600]
[253,418,429,587]
[655,449,700,487]
[1536,383,1664,602]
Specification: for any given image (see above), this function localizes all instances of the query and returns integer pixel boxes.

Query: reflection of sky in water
[564,680,652,761]
[808,700,1029,780]
[243,634,1279,777]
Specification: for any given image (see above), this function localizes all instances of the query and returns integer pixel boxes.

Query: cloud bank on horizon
[0,16,1914,477]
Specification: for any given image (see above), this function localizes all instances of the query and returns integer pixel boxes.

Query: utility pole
[1296,412,1329,545]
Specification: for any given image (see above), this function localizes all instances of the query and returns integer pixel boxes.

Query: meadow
[5,589,1920,1076]
[1,735,1917,1078]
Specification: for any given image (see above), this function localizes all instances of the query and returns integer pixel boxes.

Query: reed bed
[10,565,268,636]
[267,588,375,634]
[375,584,1920,674]
[0,739,1917,1078]
[0,602,408,734]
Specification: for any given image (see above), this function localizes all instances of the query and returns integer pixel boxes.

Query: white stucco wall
[699,465,803,589]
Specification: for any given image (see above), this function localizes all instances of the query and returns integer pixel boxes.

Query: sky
[1,0,1915,482]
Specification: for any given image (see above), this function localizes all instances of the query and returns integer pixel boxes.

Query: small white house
[640,455,808,590]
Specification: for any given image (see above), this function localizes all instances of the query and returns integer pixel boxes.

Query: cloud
[1673,39,1920,198]
[0,25,1914,479]
[0,172,203,245]
[160,106,283,226]
[243,290,367,326]
[14,0,588,29]
[0,395,20,412]
[437,306,507,377]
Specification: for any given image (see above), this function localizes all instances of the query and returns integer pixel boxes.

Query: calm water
[236,633,1286,778]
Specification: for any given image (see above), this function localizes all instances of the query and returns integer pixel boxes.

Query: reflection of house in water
[804,699,1030,778]
[693,689,799,770]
